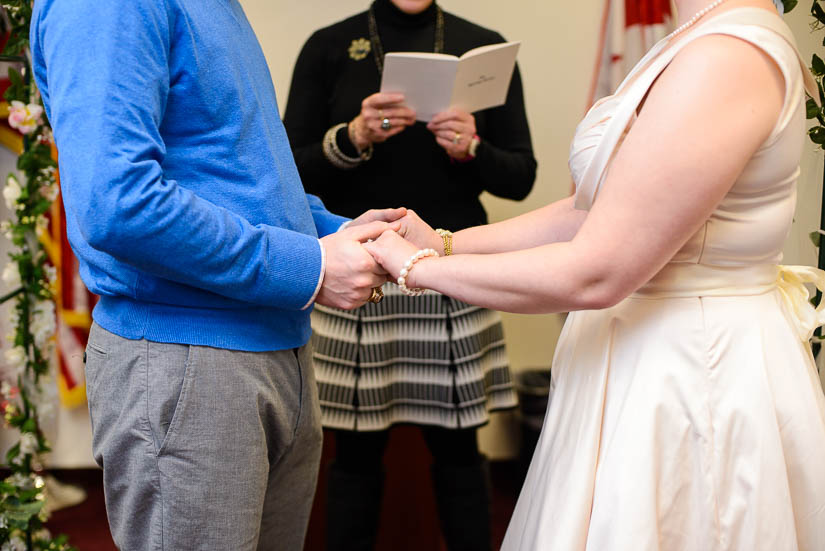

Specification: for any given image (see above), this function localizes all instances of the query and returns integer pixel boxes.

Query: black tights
[333,426,482,475]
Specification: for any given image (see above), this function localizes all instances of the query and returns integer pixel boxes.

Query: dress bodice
[570,8,816,268]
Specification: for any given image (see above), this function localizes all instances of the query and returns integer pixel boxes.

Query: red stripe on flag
[625,0,672,27]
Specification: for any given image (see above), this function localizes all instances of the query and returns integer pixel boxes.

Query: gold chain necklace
[367,3,445,75]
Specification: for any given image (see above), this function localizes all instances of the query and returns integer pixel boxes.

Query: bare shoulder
[667,32,785,100]
[639,31,785,146]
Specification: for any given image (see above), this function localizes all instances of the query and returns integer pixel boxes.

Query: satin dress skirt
[502,264,825,551]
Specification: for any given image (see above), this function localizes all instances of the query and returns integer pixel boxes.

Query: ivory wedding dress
[502,8,825,550]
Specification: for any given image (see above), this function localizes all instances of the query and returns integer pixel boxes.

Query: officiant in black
[283,1,535,549]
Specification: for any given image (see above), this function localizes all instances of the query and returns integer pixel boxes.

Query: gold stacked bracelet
[435,228,453,256]
[322,123,373,170]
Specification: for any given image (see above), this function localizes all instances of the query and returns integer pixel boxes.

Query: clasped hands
[317,208,440,310]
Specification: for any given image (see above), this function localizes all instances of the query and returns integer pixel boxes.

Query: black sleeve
[283,31,349,196]
[470,62,537,201]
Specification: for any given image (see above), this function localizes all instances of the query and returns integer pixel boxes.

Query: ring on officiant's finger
[453,132,461,144]
[367,286,384,304]
[381,117,392,131]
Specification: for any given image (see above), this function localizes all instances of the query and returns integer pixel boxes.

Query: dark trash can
[515,368,552,483]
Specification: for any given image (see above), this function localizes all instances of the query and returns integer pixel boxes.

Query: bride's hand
[396,210,443,254]
[363,230,422,283]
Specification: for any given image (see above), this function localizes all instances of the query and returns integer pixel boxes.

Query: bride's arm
[402,196,586,255]
[368,35,786,313]
[453,196,586,254]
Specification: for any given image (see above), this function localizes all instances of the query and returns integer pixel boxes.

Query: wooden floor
[44,427,527,550]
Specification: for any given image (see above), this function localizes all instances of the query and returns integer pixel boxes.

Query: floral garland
[0,1,74,550]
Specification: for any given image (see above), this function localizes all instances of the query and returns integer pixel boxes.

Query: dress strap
[574,8,816,211]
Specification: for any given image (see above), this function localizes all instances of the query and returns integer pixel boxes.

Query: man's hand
[317,221,397,309]
[348,207,407,228]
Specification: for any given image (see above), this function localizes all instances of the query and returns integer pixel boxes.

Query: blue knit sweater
[31,0,348,351]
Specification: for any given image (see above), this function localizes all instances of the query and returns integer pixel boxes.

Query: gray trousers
[85,323,323,550]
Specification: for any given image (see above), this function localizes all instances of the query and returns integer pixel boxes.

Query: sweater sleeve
[32,0,324,311]
[471,62,537,201]
[306,193,350,237]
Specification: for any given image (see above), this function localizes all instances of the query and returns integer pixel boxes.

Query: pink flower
[8,100,44,135]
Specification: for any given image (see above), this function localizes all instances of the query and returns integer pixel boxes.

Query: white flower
[1,223,12,241]
[6,472,34,491]
[44,264,57,285]
[1,261,20,288]
[31,300,56,347]
[34,214,50,239]
[41,182,59,202]
[3,345,27,375]
[1,536,26,551]
[3,175,21,210]
[7,100,44,135]
[19,432,38,455]
[37,398,55,421]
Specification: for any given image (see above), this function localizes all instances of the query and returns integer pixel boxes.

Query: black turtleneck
[283,0,536,231]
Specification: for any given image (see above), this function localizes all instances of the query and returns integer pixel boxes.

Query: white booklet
[380,41,520,121]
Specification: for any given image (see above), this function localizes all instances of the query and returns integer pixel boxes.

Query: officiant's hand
[317,221,398,310]
[349,93,417,151]
[427,108,476,160]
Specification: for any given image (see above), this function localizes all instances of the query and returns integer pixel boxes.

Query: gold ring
[453,132,461,144]
[367,286,384,304]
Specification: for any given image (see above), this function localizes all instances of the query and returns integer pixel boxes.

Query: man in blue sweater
[31,1,403,549]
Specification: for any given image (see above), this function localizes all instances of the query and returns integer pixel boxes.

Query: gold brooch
[348,38,371,61]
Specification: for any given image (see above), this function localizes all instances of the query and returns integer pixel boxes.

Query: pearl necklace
[667,0,728,40]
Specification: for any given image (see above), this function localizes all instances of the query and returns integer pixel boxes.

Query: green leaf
[807,98,820,119]
[810,231,822,248]
[784,0,798,12]
[3,498,45,523]
[812,54,825,77]
[808,126,825,144]
[7,67,22,87]
[813,1,825,25]
[21,418,36,433]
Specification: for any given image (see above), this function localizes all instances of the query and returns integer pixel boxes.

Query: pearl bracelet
[397,248,438,296]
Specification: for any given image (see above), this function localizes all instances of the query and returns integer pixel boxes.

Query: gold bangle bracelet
[435,228,453,256]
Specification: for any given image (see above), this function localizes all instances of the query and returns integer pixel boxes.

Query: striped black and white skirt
[311,283,518,431]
